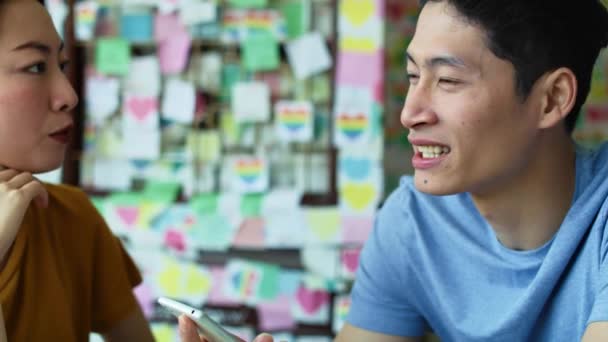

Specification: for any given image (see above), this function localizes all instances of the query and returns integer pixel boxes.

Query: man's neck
[471,133,576,251]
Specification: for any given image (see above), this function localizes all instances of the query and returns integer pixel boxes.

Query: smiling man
[337,0,608,341]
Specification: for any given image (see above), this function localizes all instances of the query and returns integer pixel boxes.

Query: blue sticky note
[120,12,153,43]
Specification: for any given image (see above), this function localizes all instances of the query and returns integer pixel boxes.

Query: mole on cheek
[424,179,428,184]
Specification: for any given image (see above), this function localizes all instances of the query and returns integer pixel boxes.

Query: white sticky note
[86,76,120,123]
[286,32,332,80]
[162,78,196,124]
[179,0,216,25]
[195,52,222,93]
[92,158,133,191]
[232,81,270,123]
[122,93,159,131]
[274,100,314,143]
[122,129,161,160]
[125,56,161,95]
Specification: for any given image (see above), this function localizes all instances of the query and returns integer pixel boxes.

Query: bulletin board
[50,0,386,340]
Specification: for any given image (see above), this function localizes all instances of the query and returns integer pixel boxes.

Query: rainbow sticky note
[232,157,268,193]
[275,101,313,142]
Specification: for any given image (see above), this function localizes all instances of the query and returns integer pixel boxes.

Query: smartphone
[157,297,241,342]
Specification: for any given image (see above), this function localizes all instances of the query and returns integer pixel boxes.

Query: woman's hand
[0,168,48,263]
[178,315,274,342]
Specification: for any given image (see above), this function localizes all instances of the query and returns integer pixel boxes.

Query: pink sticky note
[341,215,374,244]
[206,266,240,306]
[341,247,361,276]
[133,283,155,318]
[232,218,265,249]
[115,206,139,228]
[296,286,329,315]
[335,50,383,86]
[256,295,296,331]
[154,13,182,42]
[158,32,191,75]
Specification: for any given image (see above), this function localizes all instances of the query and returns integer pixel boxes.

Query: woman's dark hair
[421,0,608,133]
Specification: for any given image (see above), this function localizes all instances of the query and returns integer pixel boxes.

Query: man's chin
[413,175,460,196]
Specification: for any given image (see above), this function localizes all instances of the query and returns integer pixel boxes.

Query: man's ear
[537,67,577,129]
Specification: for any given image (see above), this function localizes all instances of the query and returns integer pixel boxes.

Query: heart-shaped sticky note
[341,183,376,211]
[127,96,157,122]
[296,285,329,314]
[116,206,139,227]
[341,0,375,27]
[337,113,368,140]
[307,208,340,241]
[341,248,361,273]
[340,157,371,181]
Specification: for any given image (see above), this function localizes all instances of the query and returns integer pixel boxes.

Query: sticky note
[280,0,309,39]
[285,32,332,80]
[95,38,131,76]
[190,193,219,215]
[240,193,264,217]
[228,0,267,8]
[162,78,195,123]
[143,180,181,203]
[120,10,153,43]
[242,32,279,71]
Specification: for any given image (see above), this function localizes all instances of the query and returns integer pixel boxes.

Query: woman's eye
[26,62,46,74]
[407,73,420,83]
[59,61,70,72]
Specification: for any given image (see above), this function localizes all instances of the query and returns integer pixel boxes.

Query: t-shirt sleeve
[346,180,427,337]
[89,209,143,333]
[588,219,608,324]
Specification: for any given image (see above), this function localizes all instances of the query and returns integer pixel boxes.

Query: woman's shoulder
[42,183,102,224]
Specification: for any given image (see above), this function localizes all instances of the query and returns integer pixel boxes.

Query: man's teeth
[418,145,450,159]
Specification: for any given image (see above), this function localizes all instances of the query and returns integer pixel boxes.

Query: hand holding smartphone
[158,297,242,342]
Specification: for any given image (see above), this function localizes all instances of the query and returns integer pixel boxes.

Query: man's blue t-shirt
[347,143,608,341]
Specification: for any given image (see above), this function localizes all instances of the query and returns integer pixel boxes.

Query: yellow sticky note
[158,259,182,296]
[151,323,177,342]
[307,208,341,241]
[188,130,221,162]
[184,264,212,295]
[341,0,375,27]
[340,37,378,53]
[341,183,376,211]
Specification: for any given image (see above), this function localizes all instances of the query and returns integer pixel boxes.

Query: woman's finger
[20,179,48,208]
[5,172,35,189]
[0,169,19,182]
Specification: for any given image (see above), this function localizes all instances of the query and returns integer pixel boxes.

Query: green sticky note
[228,0,267,8]
[192,214,234,251]
[257,262,280,300]
[89,196,106,215]
[240,193,264,217]
[108,192,143,206]
[190,193,219,215]
[242,33,279,72]
[221,64,242,101]
[95,38,131,75]
[280,1,309,39]
[143,180,181,203]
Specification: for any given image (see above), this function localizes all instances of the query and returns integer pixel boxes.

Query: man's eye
[439,78,461,85]
[407,73,420,83]
[26,62,47,74]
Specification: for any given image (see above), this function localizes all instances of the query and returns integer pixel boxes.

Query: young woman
[0,0,154,340]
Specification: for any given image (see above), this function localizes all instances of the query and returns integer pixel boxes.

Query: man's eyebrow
[12,40,64,54]
[406,51,469,69]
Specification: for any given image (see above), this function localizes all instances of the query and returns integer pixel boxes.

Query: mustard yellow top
[0,183,142,341]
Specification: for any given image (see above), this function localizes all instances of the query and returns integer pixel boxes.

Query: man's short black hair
[419,0,608,133]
